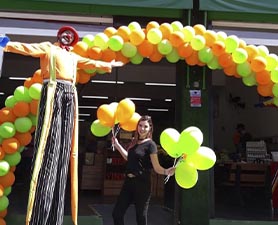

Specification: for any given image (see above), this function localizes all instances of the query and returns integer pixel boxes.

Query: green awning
[33,0,193,9]
[199,0,278,14]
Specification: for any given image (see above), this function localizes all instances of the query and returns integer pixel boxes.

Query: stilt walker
[2,26,123,225]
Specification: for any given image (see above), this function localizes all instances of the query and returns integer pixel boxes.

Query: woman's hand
[165,167,175,176]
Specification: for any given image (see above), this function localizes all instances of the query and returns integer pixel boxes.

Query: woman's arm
[150,154,175,176]
[112,137,128,161]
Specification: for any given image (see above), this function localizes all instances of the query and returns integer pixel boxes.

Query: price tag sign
[190,90,201,107]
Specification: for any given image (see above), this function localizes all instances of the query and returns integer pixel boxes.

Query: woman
[3,26,122,225]
[112,115,175,225]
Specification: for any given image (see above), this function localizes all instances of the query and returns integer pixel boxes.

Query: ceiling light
[145,82,176,87]
[128,97,151,101]
[0,92,4,95]
[165,99,172,102]
[147,108,169,112]
[9,77,27,80]
[79,113,91,117]
[91,80,124,84]
[79,106,97,109]
[79,119,86,122]
[82,96,108,99]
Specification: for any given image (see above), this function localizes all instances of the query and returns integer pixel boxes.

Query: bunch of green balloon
[160,126,216,189]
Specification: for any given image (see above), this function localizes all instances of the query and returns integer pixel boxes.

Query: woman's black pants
[112,175,151,225]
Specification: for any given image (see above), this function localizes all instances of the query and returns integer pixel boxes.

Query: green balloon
[177,129,201,155]
[166,49,180,63]
[4,187,12,196]
[94,33,109,50]
[19,146,25,153]
[207,56,221,70]
[225,35,239,53]
[175,160,198,189]
[5,95,16,108]
[0,137,2,144]
[271,68,278,83]
[272,83,278,97]
[232,48,248,64]
[4,152,21,166]
[191,35,205,51]
[28,113,37,126]
[14,86,32,102]
[242,73,257,87]
[0,196,9,211]
[130,52,144,65]
[198,47,214,63]
[0,160,10,176]
[14,117,32,133]
[108,35,124,51]
[82,34,95,47]
[237,61,252,77]
[29,83,42,100]
[121,42,137,58]
[157,39,173,55]
[90,119,111,137]
[273,97,278,106]
[0,122,16,139]
[160,128,182,158]
[186,146,216,170]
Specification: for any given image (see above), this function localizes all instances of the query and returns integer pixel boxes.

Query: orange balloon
[129,30,145,46]
[211,41,225,56]
[0,217,6,225]
[0,209,7,218]
[120,112,141,132]
[24,77,34,88]
[146,21,160,32]
[149,46,163,63]
[178,42,193,58]
[87,46,103,60]
[218,53,233,68]
[159,23,173,39]
[137,40,154,57]
[101,48,116,62]
[116,98,136,124]
[115,51,130,65]
[32,69,43,84]
[29,126,36,134]
[10,166,16,172]
[116,26,130,42]
[204,30,217,47]
[2,137,20,154]
[257,82,274,97]
[0,184,4,197]
[72,41,89,57]
[169,31,184,48]
[29,99,39,115]
[185,51,199,66]
[97,104,116,127]
[251,56,267,73]
[193,24,206,35]
[0,107,16,123]
[256,70,271,85]
[77,70,91,84]
[14,131,32,146]
[0,171,15,187]
[104,27,117,37]
[13,101,30,117]
[0,147,5,160]
[223,63,236,76]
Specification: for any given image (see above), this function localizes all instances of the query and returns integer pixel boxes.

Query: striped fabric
[28,81,76,225]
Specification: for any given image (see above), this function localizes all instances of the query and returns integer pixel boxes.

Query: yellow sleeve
[4,41,52,57]
[76,54,112,73]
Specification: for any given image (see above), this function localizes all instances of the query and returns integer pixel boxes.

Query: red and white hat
[57,26,79,47]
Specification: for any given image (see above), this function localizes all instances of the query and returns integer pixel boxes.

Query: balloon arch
[0,20,278,223]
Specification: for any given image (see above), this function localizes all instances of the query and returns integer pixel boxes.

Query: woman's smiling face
[137,120,151,139]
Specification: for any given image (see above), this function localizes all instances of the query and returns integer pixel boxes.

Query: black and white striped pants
[29,81,76,225]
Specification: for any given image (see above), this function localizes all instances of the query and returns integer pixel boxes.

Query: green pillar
[175,63,213,225]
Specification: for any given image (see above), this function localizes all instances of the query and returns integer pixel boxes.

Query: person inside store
[233,123,252,161]
[111,115,176,225]
[1,27,123,225]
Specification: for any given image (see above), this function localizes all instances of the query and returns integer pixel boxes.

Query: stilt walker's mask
[57,26,79,51]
